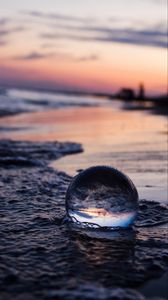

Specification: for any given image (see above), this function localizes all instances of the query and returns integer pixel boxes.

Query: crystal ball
[66,166,139,229]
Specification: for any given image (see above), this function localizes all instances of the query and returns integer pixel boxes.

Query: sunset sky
[0,0,167,95]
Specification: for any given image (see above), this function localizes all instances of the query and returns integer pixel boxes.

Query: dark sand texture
[0,140,168,300]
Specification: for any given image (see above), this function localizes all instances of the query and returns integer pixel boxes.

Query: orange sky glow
[0,0,167,95]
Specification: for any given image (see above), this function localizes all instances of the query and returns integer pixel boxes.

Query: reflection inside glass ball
[66,166,139,229]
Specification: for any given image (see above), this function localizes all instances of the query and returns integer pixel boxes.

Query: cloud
[0,22,25,48]
[75,54,98,62]
[91,27,167,48]
[13,51,55,60]
[22,10,94,24]
[0,26,25,38]
[41,25,167,48]
[0,18,9,26]
[12,50,99,63]
[0,40,7,47]
[0,30,10,37]
[0,26,25,47]
[21,10,167,49]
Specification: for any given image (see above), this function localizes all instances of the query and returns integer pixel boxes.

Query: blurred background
[0,0,167,203]
[0,0,167,95]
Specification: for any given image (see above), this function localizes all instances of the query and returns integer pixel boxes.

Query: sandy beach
[0,89,167,300]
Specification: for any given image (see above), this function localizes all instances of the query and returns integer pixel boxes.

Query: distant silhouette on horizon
[118,83,146,101]
[138,83,145,100]
[118,88,135,100]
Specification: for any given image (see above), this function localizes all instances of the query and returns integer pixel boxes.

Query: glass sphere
[66,166,139,229]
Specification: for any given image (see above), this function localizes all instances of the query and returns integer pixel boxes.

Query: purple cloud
[40,26,167,48]
[13,51,55,60]
[22,10,94,24]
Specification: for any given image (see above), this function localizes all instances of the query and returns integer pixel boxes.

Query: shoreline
[0,87,167,122]
[0,139,168,300]
[1,84,167,103]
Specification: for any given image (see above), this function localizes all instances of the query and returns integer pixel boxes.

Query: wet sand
[0,94,167,300]
[0,139,168,300]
